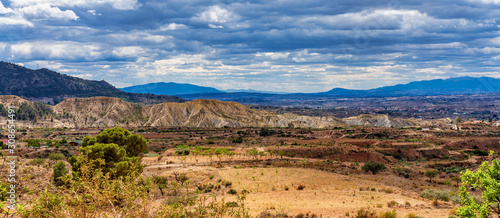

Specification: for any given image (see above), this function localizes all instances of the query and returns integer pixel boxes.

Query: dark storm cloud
[0,0,499,92]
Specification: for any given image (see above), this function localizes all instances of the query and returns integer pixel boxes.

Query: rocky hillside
[0,61,185,104]
[0,95,451,129]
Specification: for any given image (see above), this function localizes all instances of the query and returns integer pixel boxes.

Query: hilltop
[0,61,184,104]
[120,82,225,95]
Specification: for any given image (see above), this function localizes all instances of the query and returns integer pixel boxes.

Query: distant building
[422,128,430,131]
[69,140,82,146]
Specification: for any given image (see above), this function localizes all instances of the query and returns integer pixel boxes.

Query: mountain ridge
[120,82,225,95]
[0,61,185,104]
[0,95,450,129]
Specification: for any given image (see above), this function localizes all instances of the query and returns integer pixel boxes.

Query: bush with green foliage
[356,207,376,218]
[48,153,65,161]
[81,127,148,157]
[175,145,190,156]
[69,143,141,179]
[424,169,439,182]
[471,149,489,156]
[457,151,500,217]
[379,209,397,218]
[53,161,69,186]
[27,139,41,148]
[259,128,275,136]
[232,137,244,144]
[362,161,387,174]
[394,166,411,178]
[436,166,468,174]
[70,127,147,179]
[420,189,459,203]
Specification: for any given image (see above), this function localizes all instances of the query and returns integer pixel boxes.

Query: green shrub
[53,161,68,186]
[227,189,237,195]
[356,207,376,218]
[175,145,190,156]
[420,189,458,202]
[394,166,411,178]
[379,209,397,218]
[30,158,45,165]
[379,188,395,194]
[362,161,387,174]
[387,200,398,207]
[259,128,275,136]
[436,166,467,174]
[297,184,306,190]
[232,137,244,144]
[471,149,488,156]
[48,153,65,161]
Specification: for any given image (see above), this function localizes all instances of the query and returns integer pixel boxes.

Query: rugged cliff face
[0,95,450,129]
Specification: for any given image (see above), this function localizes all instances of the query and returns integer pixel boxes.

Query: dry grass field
[4,125,500,217]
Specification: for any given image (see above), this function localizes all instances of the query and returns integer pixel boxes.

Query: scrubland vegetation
[1,125,500,217]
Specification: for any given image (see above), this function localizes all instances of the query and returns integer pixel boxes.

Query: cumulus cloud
[10,41,102,60]
[159,23,188,31]
[107,32,171,44]
[17,3,78,20]
[0,1,13,14]
[196,5,236,23]
[1,0,500,92]
[9,0,141,10]
[0,17,33,26]
[112,46,146,58]
[255,52,290,59]
[193,5,242,28]
[468,0,500,4]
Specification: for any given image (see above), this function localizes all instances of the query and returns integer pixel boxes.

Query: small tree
[53,161,68,186]
[457,151,500,217]
[226,151,236,162]
[361,161,387,174]
[173,172,189,186]
[214,148,228,162]
[246,148,258,160]
[153,176,168,196]
[278,150,285,159]
[424,169,439,183]
[175,145,190,156]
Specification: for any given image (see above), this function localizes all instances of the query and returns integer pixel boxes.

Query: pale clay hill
[0,95,451,128]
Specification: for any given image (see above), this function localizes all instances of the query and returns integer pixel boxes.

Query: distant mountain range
[120,83,288,95]
[123,77,500,98]
[2,61,499,107]
[320,77,500,96]
[0,61,184,104]
[120,82,224,95]
[224,89,290,94]
[173,77,500,106]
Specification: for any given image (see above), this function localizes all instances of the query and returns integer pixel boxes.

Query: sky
[0,0,499,93]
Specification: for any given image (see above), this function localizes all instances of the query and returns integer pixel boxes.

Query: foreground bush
[457,151,500,217]
[70,127,147,179]
[16,157,251,217]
